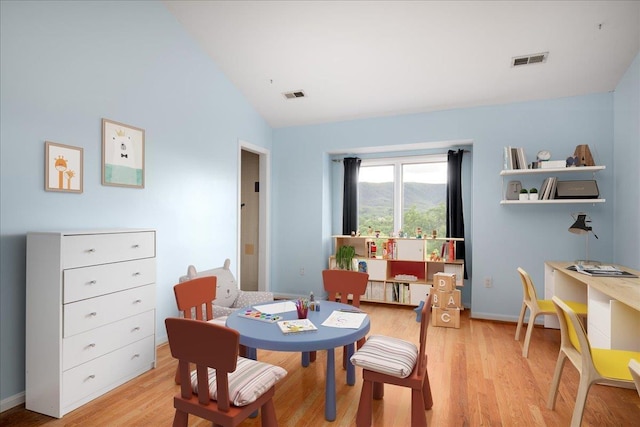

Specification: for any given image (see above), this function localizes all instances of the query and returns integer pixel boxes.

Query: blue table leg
[301,351,310,367]
[325,348,336,421]
[346,342,355,385]
[247,346,257,360]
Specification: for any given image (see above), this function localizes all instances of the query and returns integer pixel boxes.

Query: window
[358,156,447,246]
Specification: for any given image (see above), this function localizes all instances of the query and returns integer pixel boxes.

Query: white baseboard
[1,391,24,413]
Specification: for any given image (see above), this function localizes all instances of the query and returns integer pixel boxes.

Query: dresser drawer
[62,231,155,269]
[64,258,156,303]
[62,335,155,409]
[64,284,155,337]
[63,310,155,370]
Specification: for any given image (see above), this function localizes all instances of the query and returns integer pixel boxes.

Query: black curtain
[447,149,467,278]
[342,157,361,235]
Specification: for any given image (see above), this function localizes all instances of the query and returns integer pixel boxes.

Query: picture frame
[45,141,83,193]
[102,118,145,188]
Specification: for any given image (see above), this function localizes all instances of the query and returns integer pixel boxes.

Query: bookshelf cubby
[329,236,464,306]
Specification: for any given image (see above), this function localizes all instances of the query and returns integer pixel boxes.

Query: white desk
[545,261,640,351]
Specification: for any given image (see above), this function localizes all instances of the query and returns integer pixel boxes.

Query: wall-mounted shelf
[500,199,605,205]
[500,165,605,176]
[500,165,605,205]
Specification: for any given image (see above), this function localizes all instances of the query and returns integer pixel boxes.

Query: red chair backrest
[322,269,369,306]
[173,276,217,320]
[417,293,433,373]
[165,317,239,410]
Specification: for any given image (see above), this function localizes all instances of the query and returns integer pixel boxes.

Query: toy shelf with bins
[500,165,605,205]
[329,236,464,307]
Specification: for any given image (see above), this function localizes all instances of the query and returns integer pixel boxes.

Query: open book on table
[277,318,318,334]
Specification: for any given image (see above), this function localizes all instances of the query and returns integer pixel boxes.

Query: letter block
[432,306,461,329]
[434,272,456,292]
[435,289,462,309]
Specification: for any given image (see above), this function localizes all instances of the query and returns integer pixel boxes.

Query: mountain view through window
[357,157,447,253]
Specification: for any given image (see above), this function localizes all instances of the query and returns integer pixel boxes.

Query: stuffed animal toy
[180,258,273,318]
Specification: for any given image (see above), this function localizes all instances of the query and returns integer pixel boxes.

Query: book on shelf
[504,146,528,170]
[541,176,557,200]
[540,177,550,199]
[504,146,514,169]
[277,318,318,334]
[549,177,557,199]
[567,264,638,278]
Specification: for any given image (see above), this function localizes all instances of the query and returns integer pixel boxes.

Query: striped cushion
[191,357,287,406]
[350,335,418,378]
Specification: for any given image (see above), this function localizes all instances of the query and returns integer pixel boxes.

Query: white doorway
[238,141,270,292]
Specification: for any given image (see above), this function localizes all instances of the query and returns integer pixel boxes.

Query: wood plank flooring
[2,303,639,426]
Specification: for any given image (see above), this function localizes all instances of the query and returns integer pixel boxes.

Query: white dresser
[26,229,157,418]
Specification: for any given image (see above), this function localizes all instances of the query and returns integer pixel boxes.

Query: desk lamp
[569,213,599,265]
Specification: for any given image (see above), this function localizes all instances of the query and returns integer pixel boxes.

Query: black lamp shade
[569,214,590,234]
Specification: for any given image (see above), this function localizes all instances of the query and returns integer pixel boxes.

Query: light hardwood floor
[2,303,639,426]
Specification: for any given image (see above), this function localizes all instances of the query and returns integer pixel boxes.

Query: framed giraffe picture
[45,141,83,193]
[102,118,145,188]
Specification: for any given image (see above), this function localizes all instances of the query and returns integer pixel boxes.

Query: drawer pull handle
[132,244,140,248]
[132,354,140,359]
[133,272,141,276]
[88,312,97,317]
[87,375,96,381]
[87,248,96,253]
[132,327,141,332]
[134,299,142,304]
[88,280,97,285]
[87,343,96,348]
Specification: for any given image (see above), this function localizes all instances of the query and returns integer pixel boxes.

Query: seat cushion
[191,357,287,406]
[350,335,418,378]
[592,349,640,381]
[538,299,587,315]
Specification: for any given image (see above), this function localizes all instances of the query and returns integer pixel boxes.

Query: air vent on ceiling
[283,90,306,99]
[511,52,548,67]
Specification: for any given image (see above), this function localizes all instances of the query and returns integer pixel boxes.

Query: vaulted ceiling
[164,1,640,128]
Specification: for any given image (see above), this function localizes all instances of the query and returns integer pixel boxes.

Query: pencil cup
[296,306,308,319]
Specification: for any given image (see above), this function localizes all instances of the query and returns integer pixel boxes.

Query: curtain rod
[332,149,470,162]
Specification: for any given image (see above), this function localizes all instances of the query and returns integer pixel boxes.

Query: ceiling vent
[511,52,548,67]
[283,90,306,99]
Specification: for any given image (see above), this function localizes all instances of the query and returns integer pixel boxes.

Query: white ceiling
[163,1,640,129]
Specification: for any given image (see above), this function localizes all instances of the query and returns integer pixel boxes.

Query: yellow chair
[515,267,587,357]
[629,359,640,397]
[547,296,640,427]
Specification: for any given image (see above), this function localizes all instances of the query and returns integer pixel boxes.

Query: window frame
[358,154,447,234]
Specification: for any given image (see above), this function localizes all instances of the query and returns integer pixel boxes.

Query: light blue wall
[1,0,637,412]
[0,1,271,403]
[613,53,640,268]
[272,94,617,323]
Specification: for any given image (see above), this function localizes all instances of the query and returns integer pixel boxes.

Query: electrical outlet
[299,268,304,276]
[484,276,493,288]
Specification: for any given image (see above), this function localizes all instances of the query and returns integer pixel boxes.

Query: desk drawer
[62,335,155,409]
[62,232,155,269]
[64,284,155,337]
[64,258,156,303]
[63,310,155,370]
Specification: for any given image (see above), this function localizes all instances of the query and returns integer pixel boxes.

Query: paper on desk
[322,310,367,329]
[253,301,297,314]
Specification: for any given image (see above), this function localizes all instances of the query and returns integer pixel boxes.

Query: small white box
[540,160,566,169]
